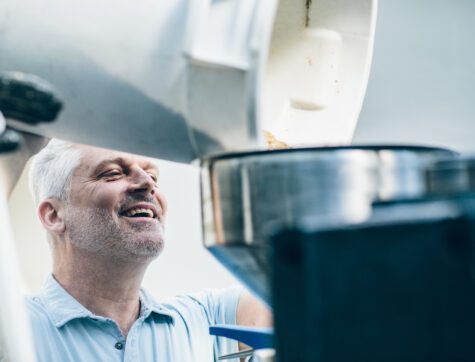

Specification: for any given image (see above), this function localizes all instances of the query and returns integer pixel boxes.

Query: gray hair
[29,139,83,205]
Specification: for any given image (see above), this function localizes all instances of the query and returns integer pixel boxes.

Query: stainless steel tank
[200,145,457,305]
[426,156,475,195]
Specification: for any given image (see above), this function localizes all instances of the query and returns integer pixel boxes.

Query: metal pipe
[0,181,36,361]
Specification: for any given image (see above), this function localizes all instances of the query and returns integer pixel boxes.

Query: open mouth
[119,205,158,220]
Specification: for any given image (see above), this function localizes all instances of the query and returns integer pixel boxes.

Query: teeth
[124,207,154,218]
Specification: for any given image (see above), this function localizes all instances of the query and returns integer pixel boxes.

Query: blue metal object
[209,325,273,349]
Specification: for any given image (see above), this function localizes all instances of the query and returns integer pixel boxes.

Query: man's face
[64,146,168,262]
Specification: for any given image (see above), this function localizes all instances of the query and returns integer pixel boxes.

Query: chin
[127,236,165,258]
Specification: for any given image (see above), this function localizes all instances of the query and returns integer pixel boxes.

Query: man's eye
[103,170,123,178]
[148,174,158,183]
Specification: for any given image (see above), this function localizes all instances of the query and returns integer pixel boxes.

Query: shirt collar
[139,287,176,324]
[39,274,175,328]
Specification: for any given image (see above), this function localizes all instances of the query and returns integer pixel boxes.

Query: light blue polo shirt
[25,275,242,362]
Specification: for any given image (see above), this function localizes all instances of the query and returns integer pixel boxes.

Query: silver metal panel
[201,146,457,304]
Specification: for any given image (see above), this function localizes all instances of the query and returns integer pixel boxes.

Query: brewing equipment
[272,157,475,361]
[201,146,456,305]
[0,0,377,160]
[273,198,475,361]
[2,0,474,361]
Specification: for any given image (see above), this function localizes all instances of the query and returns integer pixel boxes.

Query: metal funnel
[200,146,457,305]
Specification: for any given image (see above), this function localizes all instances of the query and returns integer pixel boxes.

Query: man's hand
[0,129,48,196]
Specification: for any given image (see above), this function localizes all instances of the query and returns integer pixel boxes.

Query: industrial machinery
[1,0,377,359]
[272,157,475,361]
[0,0,376,159]
[200,146,456,305]
[1,0,474,361]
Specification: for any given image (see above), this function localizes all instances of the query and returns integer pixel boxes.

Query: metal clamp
[0,111,21,154]
[0,72,63,125]
[0,72,63,154]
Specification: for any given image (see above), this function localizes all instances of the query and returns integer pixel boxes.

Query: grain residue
[264,131,290,150]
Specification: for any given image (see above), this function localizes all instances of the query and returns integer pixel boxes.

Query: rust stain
[307,56,313,66]
[305,0,312,27]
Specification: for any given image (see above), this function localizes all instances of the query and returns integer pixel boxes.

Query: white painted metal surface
[262,0,377,147]
[0,182,36,361]
[0,0,376,160]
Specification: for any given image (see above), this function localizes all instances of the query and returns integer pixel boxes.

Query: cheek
[88,184,125,210]
[156,192,168,217]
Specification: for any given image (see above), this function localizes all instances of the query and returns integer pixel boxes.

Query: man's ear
[38,198,66,234]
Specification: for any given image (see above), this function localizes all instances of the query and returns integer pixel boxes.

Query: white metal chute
[1,0,377,161]
[261,0,378,147]
[0,182,36,362]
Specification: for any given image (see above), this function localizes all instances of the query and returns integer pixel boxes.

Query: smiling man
[23,139,270,361]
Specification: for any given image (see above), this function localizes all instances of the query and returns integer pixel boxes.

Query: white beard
[65,204,165,261]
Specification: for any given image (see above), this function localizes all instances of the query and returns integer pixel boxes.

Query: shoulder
[23,294,63,359]
[162,286,243,326]
[24,294,57,331]
[24,294,91,362]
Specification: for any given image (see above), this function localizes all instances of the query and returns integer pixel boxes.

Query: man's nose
[127,167,156,194]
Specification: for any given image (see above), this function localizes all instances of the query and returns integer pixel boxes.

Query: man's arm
[236,290,273,354]
[236,291,272,328]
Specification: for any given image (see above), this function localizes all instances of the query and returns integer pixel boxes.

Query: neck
[53,245,150,337]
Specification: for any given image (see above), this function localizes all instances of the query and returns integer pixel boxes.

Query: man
[4,137,271,361]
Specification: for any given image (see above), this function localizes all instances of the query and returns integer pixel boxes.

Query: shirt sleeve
[186,285,244,358]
